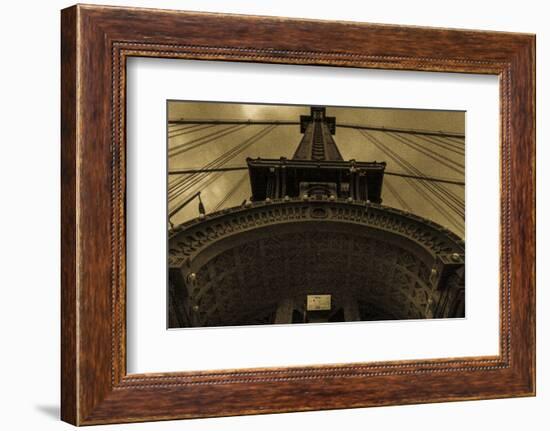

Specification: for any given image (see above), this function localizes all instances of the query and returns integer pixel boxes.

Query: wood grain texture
[60,5,78,425]
[60,4,536,425]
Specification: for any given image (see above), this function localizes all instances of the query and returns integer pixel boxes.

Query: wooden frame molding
[61,4,535,425]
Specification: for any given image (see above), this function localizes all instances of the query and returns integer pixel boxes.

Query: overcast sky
[168,101,465,237]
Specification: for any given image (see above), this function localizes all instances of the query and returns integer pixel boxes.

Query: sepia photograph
[53,3,537,425]
[167,101,465,329]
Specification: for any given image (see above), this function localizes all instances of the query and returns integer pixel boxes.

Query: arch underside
[169,214,465,328]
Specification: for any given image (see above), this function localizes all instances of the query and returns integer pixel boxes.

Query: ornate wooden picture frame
[61,4,535,425]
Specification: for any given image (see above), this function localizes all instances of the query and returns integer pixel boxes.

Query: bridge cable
[168,125,268,198]
[169,123,219,138]
[383,178,413,212]
[168,119,465,139]
[418,134,465,152]
[170,125,275,201]
[387,132,464,174]
[359,130,464,231]
[385,132,464,214]
[169,124,249,157]
[168,166,465,186]
[169,125,277,208]
[404,133,465,157]
[381,132,464,217]
[168,123,209,134]
[362,130,464,221]
[213,173,249,212]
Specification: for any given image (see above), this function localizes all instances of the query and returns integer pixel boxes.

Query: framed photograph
[61,4,535,425]
[164,100,467,330]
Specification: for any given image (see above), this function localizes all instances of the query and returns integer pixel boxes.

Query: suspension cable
[169,125,277,205]
[168,123,219,138]
[169,123,248,157]
[168,191,201,221]
[168,125,271,198]
[169,119,298,126]
[383,178,413,212]
[384,171,464,186]
[359,130,464,231]
[168,166,465,186]
[403,133,465,157]
[417,133,465,151]
[168,123,209,134]
[168,119,465,139]
[385,132,465,214]
[442,135,466,145]
[170,125,276,200]
[338,123,465,139]
[213,173,249,211]
[387,132,464,174]
[364,130,464,219]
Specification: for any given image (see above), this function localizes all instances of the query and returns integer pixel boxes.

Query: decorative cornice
[169,198,464,269]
